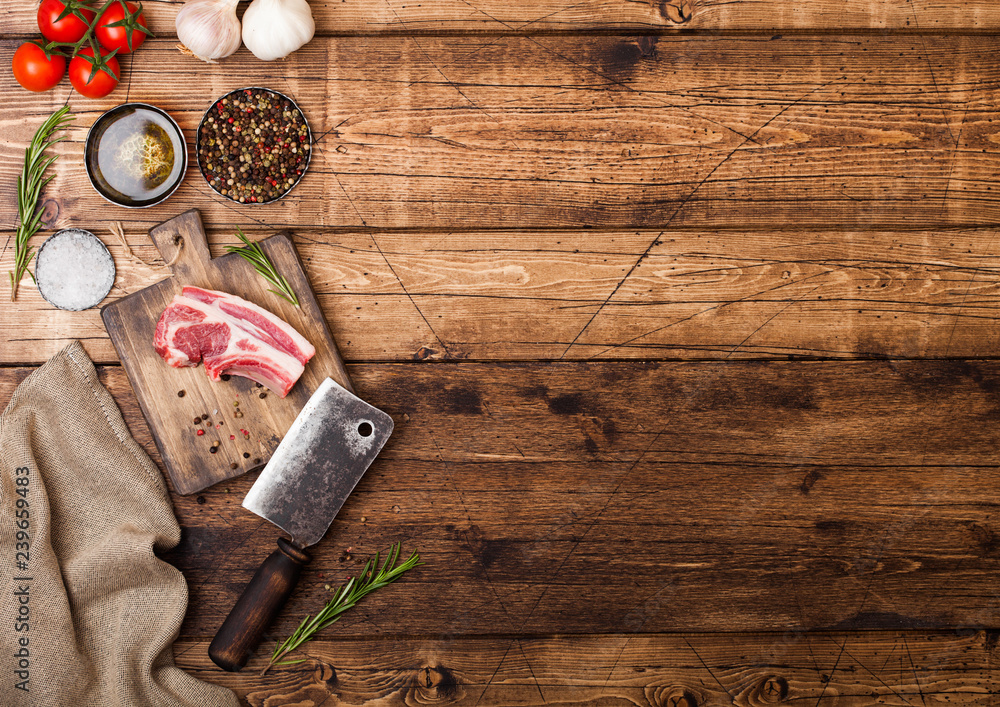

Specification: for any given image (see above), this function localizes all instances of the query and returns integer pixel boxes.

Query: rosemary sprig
[224,228,300,307]
[10,107,73,302]
[263,543,422,675]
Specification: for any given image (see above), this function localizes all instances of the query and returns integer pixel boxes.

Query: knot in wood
[412,665,460,702]
[40,198,60,228]
[755,675,789,704]
[661,1,693,23]
[315,661,337,687]
[658,687,698,707]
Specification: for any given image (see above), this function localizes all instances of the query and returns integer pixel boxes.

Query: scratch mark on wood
[472,639,515,707]
[906,0,958,147]
[601,583,675,695]
[725,284,824,359]
[368,233,451,356]
[383,0,522,150]
[815,636,850,707]
[516,639,546,701]
[588,265,838,359]
[310,37,503,146]
[454,0,760,144]
[839,641,916,706]
[684,638,734,701]
[600,635,632,695]
[514,419,671,632]
[941,229,999,357]
[513,0,589,31]
[938,98,972,218]
[901,634,929,707]
[333,172,368,227]
[559,75,847,359]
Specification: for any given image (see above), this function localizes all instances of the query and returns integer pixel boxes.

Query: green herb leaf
[261,543,421,675]
[10,107,73,302]
[224,228,300,307]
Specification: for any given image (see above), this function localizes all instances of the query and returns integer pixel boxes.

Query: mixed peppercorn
[197,88,310,204]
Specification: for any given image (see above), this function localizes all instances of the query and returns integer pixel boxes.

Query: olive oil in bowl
[85,104,187,208]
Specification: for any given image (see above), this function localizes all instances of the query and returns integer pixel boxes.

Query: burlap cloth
[0,342,239,707]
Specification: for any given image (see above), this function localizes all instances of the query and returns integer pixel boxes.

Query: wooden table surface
[3,1,1000,704]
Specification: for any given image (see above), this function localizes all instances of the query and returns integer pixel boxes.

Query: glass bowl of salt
[34,229,116,311]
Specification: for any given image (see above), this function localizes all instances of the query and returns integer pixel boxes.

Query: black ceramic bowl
[85,103,187,208]
[196,87,312,205]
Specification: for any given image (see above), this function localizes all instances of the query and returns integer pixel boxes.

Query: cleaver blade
[243,377,394,548]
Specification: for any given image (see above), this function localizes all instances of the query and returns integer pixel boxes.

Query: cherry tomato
[37,0,95,43]
[95,1,146,54]
[68,46,119,98]
[12,41,66,92]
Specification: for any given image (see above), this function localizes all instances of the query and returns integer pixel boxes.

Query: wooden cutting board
[101,209,352,495]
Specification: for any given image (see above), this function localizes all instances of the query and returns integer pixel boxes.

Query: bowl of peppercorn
[196,87,312,205]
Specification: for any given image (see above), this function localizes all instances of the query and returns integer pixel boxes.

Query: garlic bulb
[175,0,242,63]
[241,0,315,61]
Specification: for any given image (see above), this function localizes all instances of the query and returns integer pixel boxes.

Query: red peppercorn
[228,117,234,123]
[196,429,205,436]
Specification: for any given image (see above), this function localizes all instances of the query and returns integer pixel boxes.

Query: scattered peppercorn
[194,417,202,425]
[254,458,262,464]
[234,410,244,418]
[201,414,209,421]
[196,429,205,436]
[210,447,218,454]
[243,452,250,458]
[230,462,238,470]
[196,496,206,504]
[198,88,311,204]
[221,374,231,381]
[230,434,236,440]
[259,392,267,399]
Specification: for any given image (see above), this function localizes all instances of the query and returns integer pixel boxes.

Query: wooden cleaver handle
[209,537,310,672]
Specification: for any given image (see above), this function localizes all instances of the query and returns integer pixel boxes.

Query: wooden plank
[173,632,1000,705]
[5,0,1000,37]
[1,35,996,233]
[101,210,352,494]
[5,227,1000,365]
[4,361,1000,636]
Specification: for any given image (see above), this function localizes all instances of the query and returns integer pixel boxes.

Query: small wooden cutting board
[102,209,352,495]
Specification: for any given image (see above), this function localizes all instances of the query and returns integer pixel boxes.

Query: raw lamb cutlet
[154,287,316,397]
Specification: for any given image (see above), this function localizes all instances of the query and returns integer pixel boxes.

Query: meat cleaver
[209,377,394,672]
